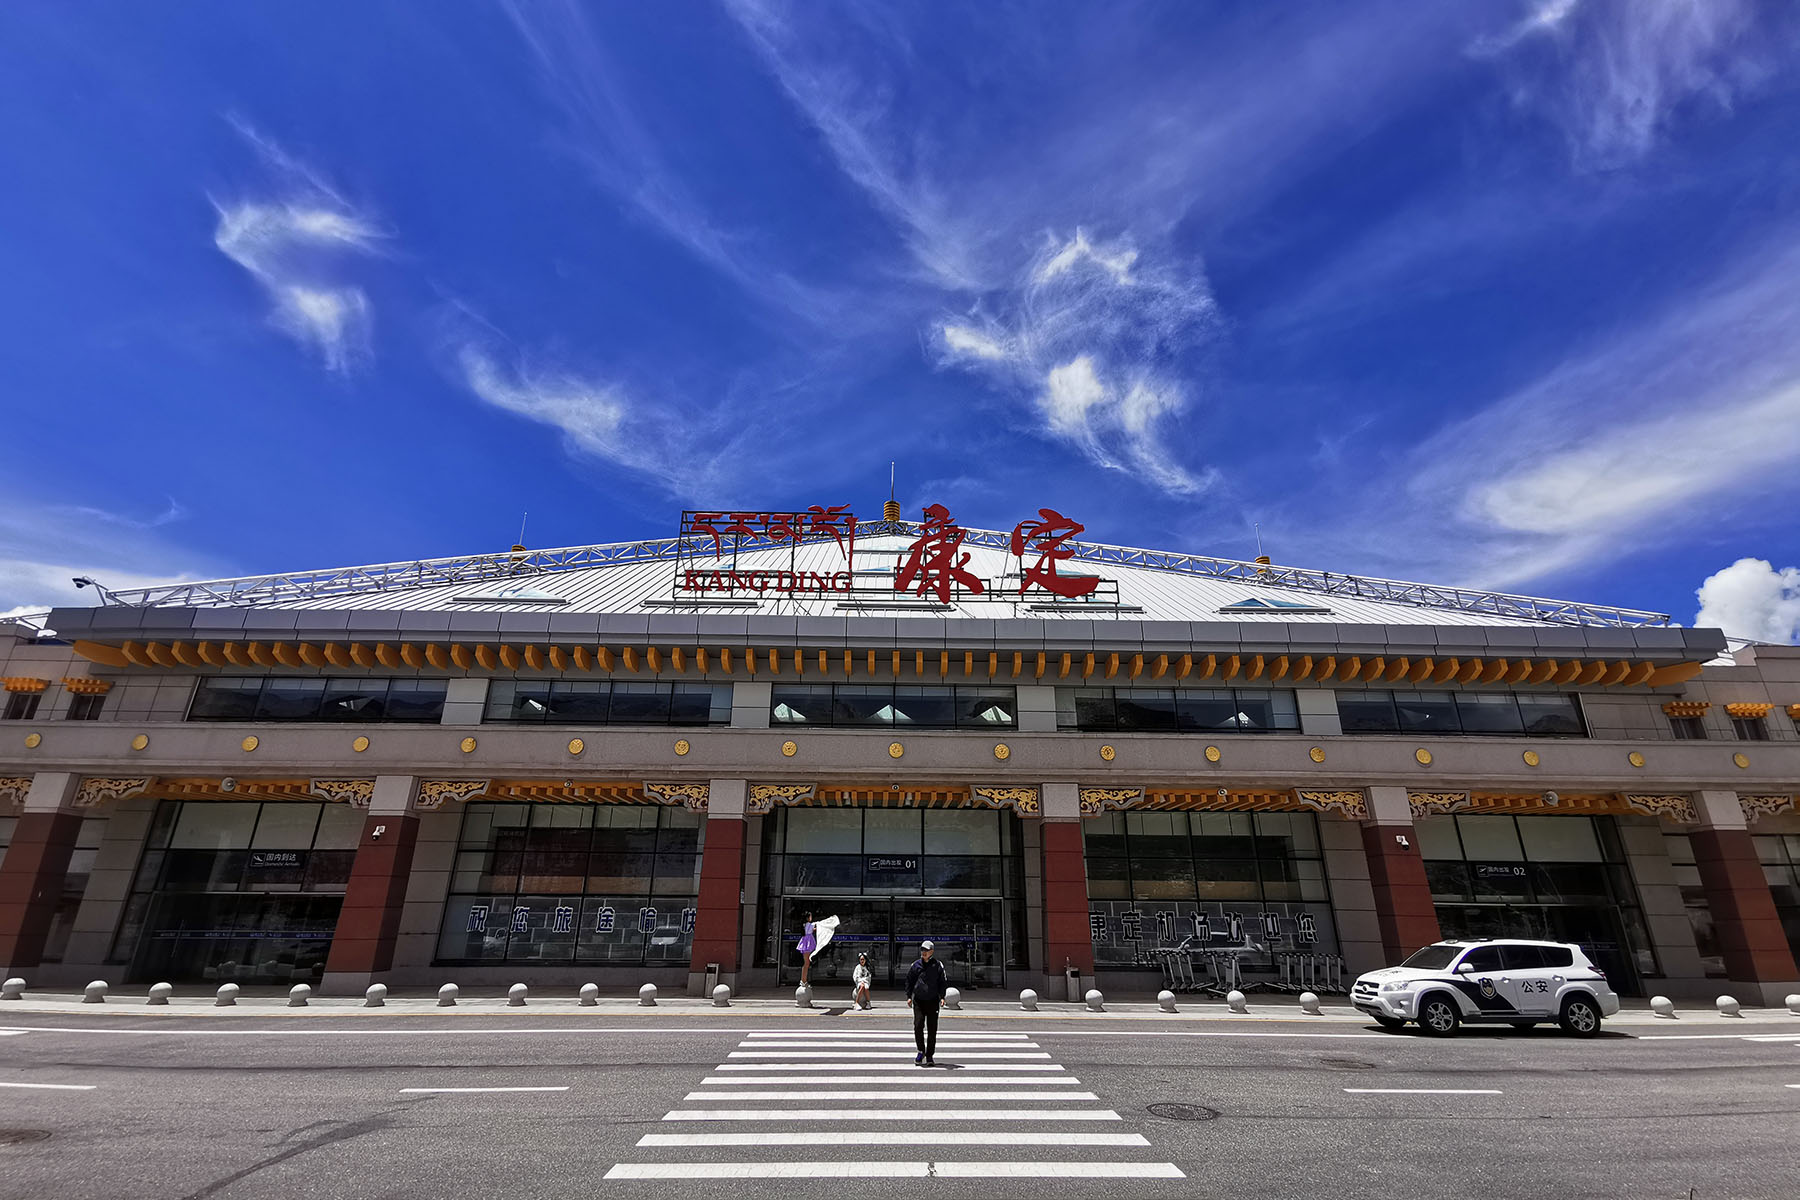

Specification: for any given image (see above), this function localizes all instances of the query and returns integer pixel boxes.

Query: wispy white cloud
[1472,0,1771,168]
[0,496,220,615]
[212,123,383,371]
[932,229,1219,495]
[1695,557,1800,644]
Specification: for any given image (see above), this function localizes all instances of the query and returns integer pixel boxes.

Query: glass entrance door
[779,897,1005,988]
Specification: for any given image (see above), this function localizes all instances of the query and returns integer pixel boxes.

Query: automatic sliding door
[893,899,1003,987]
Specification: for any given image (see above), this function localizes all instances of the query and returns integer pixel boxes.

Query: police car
[1351,939,1620,1037]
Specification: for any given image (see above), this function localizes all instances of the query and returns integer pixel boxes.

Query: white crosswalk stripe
[604,1029,1184,1182]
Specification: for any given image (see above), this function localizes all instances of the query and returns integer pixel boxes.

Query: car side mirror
[1455,961,1475,974]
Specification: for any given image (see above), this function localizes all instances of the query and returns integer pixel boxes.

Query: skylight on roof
[1218,596,1331,615]
[452,583,569,606]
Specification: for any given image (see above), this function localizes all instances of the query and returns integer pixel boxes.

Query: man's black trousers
[913,1002,939,1058]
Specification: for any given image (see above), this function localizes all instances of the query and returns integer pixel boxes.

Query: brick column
[321,777,419,993]
[1040,783,1092,991]
[689,779,746,993]
[0,773,83,974]
[1361,785,1440,964]
[1690,790,1798,1006]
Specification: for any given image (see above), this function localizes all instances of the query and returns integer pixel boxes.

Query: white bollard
[1299,991,1322,1015]
[83,980,107,1004]
[1018,988,1039,1011]
[437,983,459,1008]
[712,984,732,1007]
[637,984,656,1007]
[1650,995,1676,1018]
[215,983,239,1007]
[1084,988,1105,1012]
[1787,993,1800,1015]
[1227,990,1248,1013]
[1,977,25,1000]
[580,983,599,1007]
[1158,990,1178,1013]
[508,983,528,1007]
[288,984,310,1008]
[943,987,961,1010]
[147,982,173,1006]
[1716,995,1742,1018]
[365,984,387,1008]
[795,984,813,1008]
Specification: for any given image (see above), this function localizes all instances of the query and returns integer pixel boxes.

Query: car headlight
[1380,982,1410,993]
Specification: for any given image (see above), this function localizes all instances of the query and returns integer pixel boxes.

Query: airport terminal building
[3,501,1797,1003]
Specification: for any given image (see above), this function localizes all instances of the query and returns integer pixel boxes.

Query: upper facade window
[189,677,447,723]
[771,684,1015,729]
[486,681,730,726]
[1731,716,1770,742]
[1337,689,1584,737]
[66,694,105,721]
[1057,687,1299,733]
[1668,716,1706,740]
[2,693,40,720]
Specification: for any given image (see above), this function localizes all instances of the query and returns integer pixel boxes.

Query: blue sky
[4,1,1800,641]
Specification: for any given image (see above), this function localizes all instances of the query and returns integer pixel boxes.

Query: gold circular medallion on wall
[781,740,798,758]
[130,734,149,751]
[1522,750,1541,767]
[1099,744,1116,762]
[888,741,905,759]
[567,737,585,756]
[24,732,41,749]
[1733,752,1750,769]
[1414,748,1433,766]
[993,743,1010,761]
[240,735,259,753]
[352,735,371,754]
[459,736,476,754]
[1204,745,1221,763]
[674,739,691,757]
[1308,746,1326,763]
[1628,751,1646,768]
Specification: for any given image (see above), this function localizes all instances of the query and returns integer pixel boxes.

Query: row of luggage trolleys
[1141,939,1348,996]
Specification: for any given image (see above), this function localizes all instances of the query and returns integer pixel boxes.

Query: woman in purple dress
[796,913,817,984]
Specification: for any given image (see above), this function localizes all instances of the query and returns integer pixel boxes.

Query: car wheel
[1559,995,1602,1037]
[1417,993,1461,1037]
[1373,1014,1405,1030]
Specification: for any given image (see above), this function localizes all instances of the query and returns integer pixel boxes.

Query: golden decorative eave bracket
[642,781,710,812]
[1409,791,1471,818]
[416,779,492,810]
[2,676,49,693]
[971,786,1040,817]
[308,779,376,808]
[1661,700,1709,718]
[747,783,816,815]
[1723,702,1775,719]
[1079,787,1145,817]
[1295,789,1369,820]
[1622,793,1697,823]
[75,776,152,808]
[1740,794,1797,823]
[0,777,31,809]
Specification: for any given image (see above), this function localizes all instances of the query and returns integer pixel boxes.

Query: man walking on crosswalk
[905,940,949,1066]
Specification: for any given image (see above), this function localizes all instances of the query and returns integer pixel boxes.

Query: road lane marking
[682,1090,1099,1101]
[662,1108,1121,1121]
[605,1161,1183,1179]
[399,1086,570,1093]
[638,1132,1152,1148]
[701,1075,1079,1085]
[0,1080,96,1090]
[738,1040,1038,1049]
[1339,1086,1504,1101]
[714,1062,1064,1071]
[0,1030,32,1037]
[728,1050,1051,1059]
[740,1031,1033,1039]
[0,1025,1390,1040]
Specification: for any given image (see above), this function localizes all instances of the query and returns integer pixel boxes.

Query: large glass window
[1057,688,1299,733]
[1337,690,1586,737]
[771,684,1015,729]
[436,803,703,965]
[486,680,729,726]
[1083,810,1336,968]
[189,677,446,723]
[1420,813,1651,992]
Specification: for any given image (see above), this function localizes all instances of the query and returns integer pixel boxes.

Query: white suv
[1351,939,1620,1037]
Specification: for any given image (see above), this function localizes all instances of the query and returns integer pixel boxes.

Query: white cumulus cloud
[1695,557,1800,644]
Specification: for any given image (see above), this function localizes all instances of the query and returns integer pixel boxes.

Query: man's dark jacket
[905,956,949,1010]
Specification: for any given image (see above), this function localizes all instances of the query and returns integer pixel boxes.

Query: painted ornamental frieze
[1622,793,1697,824]
[415,780,492,811]
[1294,789,1369,820]
[1739,793,1797,823]
[747,783,816,814]
[309,779,377,809]
[971,786,1041,817]
[75,777,152,808]
[1408,791,1471,818]
[1078,787,1144,817]
[642,781,711,812]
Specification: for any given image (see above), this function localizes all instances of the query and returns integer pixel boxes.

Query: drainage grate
[1319,1057,1378,1070]
[0,1130,50,1146]
[1146,1102,1219,1122]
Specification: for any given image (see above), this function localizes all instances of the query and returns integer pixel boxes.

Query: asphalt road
[0,1009,1796,1199]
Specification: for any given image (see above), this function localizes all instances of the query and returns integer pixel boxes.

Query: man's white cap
[920,940,934,951]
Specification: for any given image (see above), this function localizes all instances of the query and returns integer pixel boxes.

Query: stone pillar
[321,776,419,994]
[1360,785,1441,964]
[0,773,83,974]
[1040,782,1092,991]
[1318,817,1386,975]
[1689,790,1798,1006]
[689,779,746,993]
